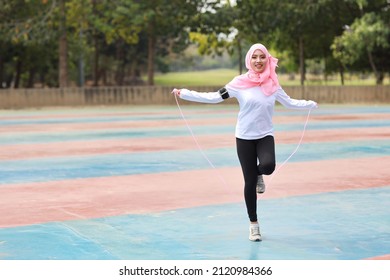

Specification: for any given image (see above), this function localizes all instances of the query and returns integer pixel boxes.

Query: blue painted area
[0,139,389,185]
[274,104,390,116]
[1,187,389,260]
[0,111,236,126]
[0,224,115,260]
[0,125,236,145]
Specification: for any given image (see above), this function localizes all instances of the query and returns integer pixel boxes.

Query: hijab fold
[227,43,280,96]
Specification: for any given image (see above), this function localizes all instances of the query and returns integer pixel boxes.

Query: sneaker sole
[256,188,265,194]
[249,236,262,242]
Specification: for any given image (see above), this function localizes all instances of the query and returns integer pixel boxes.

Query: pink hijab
[228,43,280,96]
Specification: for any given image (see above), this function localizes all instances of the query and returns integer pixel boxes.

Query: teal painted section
[1,119,389,145]
[1,187,389,260]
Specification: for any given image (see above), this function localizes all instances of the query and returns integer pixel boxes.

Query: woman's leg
[236,138,258,222]
[257,135,276,175]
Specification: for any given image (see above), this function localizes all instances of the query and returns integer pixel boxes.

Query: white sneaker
[256,175,265,194]
[249,224,262,241]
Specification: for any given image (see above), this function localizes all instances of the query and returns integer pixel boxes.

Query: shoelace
[257,176,264,186]
[251,226,260,235]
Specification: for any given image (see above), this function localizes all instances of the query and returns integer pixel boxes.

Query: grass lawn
[153,69,237,87]
[152,68,389,87]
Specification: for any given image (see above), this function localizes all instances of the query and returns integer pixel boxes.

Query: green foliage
[0,0,56,44]
[66,0,142,45]
[332,13,389,65]
[330,0,390,84]
[234,0,390,84]
[0,0,389,88]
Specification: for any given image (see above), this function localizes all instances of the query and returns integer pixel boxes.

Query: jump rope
[174,92,312,189]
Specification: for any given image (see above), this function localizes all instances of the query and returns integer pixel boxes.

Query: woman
[172,43,317,241]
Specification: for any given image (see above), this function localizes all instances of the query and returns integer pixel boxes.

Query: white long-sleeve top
[179,86,317,140]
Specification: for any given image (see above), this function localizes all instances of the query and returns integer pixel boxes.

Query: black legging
[236,136,276,222]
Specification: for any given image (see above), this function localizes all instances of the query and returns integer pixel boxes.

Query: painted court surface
[0,103,389,260]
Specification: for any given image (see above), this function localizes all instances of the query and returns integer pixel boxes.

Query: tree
[331,1,390,84]
[234,0,362,85]
[65,0,206,86]
[0,0,57,88]
[66,0,143,86]
[2,0,388,88]
[58,0,68,87]
[188,2,240,72]
[133,0,200,85]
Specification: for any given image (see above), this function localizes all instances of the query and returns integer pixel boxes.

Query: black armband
[218,87,230,99]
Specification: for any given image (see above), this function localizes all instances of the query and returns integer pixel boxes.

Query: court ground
[0,104,389,260]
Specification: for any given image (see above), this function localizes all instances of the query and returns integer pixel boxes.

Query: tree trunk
[58,0,68,88]
[366,49,382,85]
[92,0,99,86]
[147,34,155,86]
[339,65,345,85]
[147,16,156,86]
[299,36,305,86]
[39,72,45,88]
[27,67,36,88]
[376,71,384,85]
[14,59,22,88]
[93,36,99,86]
[0,55,3,88]
[236,37,243,74]
[78,30,85,87]
[115,41,126,85]
[6,73,13,88]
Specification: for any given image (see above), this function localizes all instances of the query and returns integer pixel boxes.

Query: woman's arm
[276,88,318,109]
[172,88,225,104]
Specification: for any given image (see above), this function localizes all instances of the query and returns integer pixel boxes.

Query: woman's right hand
[171,88,181,96]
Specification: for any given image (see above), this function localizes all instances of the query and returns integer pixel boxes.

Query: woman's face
[250,49,267,73]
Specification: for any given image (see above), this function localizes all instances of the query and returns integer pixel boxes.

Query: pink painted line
[0,156,388,228]
[274,126,390,144]
[1,127,388,161]
[0,109,183,121]
[0,107,240,121]
[0,135,235,160]
[2,112,389,133]
[365,254,390,260]
[310,113,390,121]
